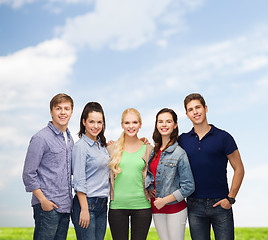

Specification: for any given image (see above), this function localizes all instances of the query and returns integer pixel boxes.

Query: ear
[82,119,86,127]
[205,105,208,113]
[174,123,178,129]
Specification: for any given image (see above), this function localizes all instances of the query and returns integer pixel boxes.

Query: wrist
[226,196,236,204]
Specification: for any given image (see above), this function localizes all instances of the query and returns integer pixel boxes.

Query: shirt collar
[165,141,179,153]
[82,134,100,146]
[48,121,71,135]
[190,124,215,137]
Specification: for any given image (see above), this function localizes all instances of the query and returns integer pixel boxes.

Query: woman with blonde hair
[108,108,153,240]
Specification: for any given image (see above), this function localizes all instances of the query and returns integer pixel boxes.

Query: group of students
[22,92,244,240]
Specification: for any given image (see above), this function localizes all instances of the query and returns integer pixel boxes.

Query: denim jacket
[145,142,195,204]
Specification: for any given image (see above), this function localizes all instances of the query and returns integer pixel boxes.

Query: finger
[53,203,59,209]
[213,201,221,207]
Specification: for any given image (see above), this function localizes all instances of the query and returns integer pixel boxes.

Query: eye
[98,121,103,124]
[133,121,138,124]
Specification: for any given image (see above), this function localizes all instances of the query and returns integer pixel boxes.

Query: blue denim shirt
[146,142,195,204]
[22,122,74,213]
[72,134,110,198]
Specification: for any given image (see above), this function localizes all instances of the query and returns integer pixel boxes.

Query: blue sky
[0,0,268,227]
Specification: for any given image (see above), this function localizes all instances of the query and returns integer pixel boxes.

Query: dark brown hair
[50,93,74,111]
[78,102,107,147]
[152,108,178,156]
[184,93,206,111]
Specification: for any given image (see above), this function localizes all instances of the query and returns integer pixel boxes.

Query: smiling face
[186,99,208,126]
[83,111,104,141]
[156,112,177,138]
[50,101,73,132]
[121,112,142,137]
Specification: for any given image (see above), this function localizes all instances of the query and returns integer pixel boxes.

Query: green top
[110,144,151,209]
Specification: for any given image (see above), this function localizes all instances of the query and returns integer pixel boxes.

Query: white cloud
[0,0,34,8]
[58,0,203,50]
[0,0,91,8]
[0,38,76,111]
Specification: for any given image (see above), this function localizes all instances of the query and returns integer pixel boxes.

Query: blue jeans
[33,203,70,240]
[187,198,234,240]
[71,195,108,240]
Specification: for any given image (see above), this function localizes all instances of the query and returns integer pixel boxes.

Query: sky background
[0,0,268,227]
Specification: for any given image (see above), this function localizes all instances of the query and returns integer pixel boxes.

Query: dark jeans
[108,208,152,240]
[33,203,70,240]
[187,198,234,240]
[71,195,108,240]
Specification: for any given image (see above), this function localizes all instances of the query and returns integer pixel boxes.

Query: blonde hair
[108,108,142,175]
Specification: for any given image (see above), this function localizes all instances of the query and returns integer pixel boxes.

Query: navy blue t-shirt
[178,125,237,199]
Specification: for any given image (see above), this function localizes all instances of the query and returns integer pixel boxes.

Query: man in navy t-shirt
[179,93,244,240]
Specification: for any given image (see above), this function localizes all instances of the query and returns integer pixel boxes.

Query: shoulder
[30,126,50,144]
[143,144,153,160]
[170,143,187,157]
[145,144,153,152]
[211,125,234,140]
[179,130,192,143]
[73,137,85,148]
[107,143,115,155]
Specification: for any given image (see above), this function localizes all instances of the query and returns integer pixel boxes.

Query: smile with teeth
[160,128,169,132]
[91,129,99,133]
[128,129,136,133]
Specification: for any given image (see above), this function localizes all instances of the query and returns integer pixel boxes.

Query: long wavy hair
[153,108,178,156]
[78,102,107,147]
[108,108,142,175]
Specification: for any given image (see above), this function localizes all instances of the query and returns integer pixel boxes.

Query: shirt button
[198,147,201,150]
[164,153,166,156]
[157,191,160,193]
[158,172,160,174]
[161,162,163,164]
[157,182,160,184]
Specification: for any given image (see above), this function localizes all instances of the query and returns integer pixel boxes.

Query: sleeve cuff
[173,190,184,202]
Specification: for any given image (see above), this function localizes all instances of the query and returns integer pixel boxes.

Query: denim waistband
[187,197,223,202]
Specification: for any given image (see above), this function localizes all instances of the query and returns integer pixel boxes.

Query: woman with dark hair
[146,108,195,240]
[71,102,110,240]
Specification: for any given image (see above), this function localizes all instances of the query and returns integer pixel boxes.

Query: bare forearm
[228,167,244,198]
[33,188,47,203]
[227,149,245,198]
[77,191,88,210]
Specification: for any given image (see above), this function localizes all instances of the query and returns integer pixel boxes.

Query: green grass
[0,227,267,239]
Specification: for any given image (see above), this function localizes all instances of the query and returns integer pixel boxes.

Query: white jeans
[153,208,187,240]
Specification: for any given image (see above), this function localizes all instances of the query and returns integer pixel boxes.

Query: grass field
[0,227,267,240]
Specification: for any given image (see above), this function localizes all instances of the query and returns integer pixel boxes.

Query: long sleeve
[22,136,45,192]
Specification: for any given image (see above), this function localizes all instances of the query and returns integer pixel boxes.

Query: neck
[52,121,67,133]
[161,135,170,150]
[193,121,211,139]
[124,134,139,145]
[85,132,97,141]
